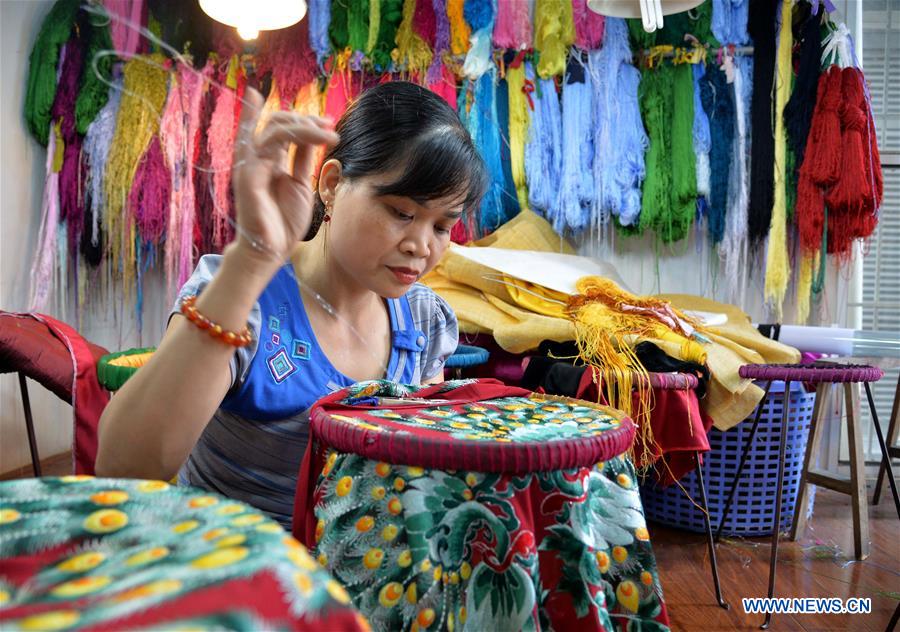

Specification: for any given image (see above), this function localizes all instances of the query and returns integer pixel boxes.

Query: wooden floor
[6,456,898,631]
[651,487,899,631]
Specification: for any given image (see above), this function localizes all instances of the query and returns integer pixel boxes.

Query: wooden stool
[717,363,899,630]
[789,364,900,561]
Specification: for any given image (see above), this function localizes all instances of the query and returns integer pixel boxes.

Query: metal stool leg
[18,373,42,477]
[872,373,900,506]
[716,380,773,541]
[761,380,791,630]
[887,602,900,632]
[863,382,900,521]
[693,451,729,609]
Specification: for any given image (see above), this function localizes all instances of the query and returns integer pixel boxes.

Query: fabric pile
[424,210,800,433]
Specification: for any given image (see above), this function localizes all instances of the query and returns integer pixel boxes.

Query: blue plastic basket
[640,381,817,537]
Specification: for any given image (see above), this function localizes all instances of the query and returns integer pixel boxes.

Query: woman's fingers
[234,87,265,167]
[255,119,339,160]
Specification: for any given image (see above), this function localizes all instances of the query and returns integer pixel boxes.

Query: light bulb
[237,25,259,40]
[199,0,308,38]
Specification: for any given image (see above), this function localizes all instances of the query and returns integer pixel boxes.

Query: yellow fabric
[500,275,568,319]
[422,210,576,352]
[763,0,794,319]
[659,294,801,430]
[424,269,576,353]
[658,294,801,365]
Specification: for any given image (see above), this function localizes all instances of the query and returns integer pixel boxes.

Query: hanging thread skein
[524,62,563,221]
[370,0,404,70]
[746,0,779,247]
[493,0,532,50]
[692,63,712,205]
[394,0,433,77]
[784,10,823,175]
[462,0,496,79]
[467,66,510,235]
[447,0,471,56]
[557,59,595,234]
[534,0,575,78]
[207,58,240,251]
[427,0,451,84]
[82,79,123,266]
[24,0,79,146]
[763,0,794,318]
[825,67,883,258]
[572,0,604,50]
[589,18,646,229]
[699,62,735,244]
[713,0,751,302]
[52,36,85,259]
[506,61,531,211]
[29,46,66,312]
[75,5,115,135]
[308,0,333,65]
[103,54,169,280]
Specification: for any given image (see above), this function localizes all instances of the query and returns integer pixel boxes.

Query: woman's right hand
[230,87,339,273]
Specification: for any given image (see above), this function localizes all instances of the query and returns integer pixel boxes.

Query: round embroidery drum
[295,379,669,632]
[0,477,366,632]
[308,378,636,473]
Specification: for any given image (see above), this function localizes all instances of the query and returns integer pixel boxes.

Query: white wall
[1,0,69,473]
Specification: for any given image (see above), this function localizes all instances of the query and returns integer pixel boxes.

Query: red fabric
[575,370,712,485]
[0,312,110,474]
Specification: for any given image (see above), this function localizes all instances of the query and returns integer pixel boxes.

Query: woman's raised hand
[231,87,339,271]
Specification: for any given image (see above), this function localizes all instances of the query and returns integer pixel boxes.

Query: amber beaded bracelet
[179,295,253,347]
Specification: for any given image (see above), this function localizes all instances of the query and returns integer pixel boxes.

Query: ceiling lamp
[586,0,704,33]
[198,0,308,40]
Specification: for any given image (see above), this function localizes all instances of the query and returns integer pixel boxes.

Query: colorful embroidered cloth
[0,477,367,631]
[295,380,669,631]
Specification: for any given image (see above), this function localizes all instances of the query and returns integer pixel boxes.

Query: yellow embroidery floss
[103,54,168,283]
[506,63,531,211]
[394,0,433,78]
[796,252,814,324]
[567,278,705,468]
[533,0,575,79]
[367,0,381,54]
[764,0,794,318]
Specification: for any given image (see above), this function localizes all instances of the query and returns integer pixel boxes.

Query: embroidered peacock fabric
[0,477,366,631]
[295,379,670,631]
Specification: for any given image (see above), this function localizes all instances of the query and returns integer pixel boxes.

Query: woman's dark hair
[305,81,488,240]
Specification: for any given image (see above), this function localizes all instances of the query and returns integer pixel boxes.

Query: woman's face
[327,172,465,298]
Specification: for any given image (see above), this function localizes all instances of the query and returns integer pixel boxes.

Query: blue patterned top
[169,255,458,527]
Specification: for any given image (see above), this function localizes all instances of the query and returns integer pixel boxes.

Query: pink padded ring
[738,362,883,384]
